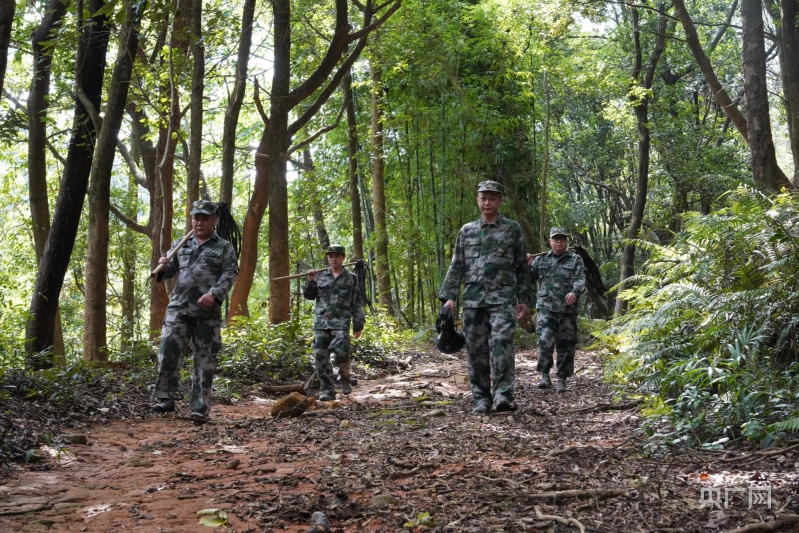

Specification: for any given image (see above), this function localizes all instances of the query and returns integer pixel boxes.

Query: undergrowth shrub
[601,186,799,449]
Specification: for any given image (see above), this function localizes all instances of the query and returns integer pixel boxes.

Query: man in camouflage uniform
[439,180,531,414]
[303,245,365,402]
[151,200,239,420]
[529,227,586,393]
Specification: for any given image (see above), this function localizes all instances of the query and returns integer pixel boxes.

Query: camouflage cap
[550,227,569,238]
[477,180,505,197]
[325,244,346,255]
[190,199,218,215]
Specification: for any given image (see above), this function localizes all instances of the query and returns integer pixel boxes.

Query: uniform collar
[479,214,505,227]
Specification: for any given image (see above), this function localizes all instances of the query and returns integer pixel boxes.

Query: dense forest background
[2,0,799,447]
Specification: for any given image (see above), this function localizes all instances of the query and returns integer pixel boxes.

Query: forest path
[1,350,798,532]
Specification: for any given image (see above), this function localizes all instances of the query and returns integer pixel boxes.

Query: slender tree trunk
[343,70,365,260]
[741,0,793,190]
[220,0,255,206]
[614,5,667,315]
[369,60,394,314]
[25,0,111,364]
[28,0,69,362]
[303,150,331,251]
[0,0,14,96]
[83,0,144,361]
[186,0,204,228]
[538,72,551,250]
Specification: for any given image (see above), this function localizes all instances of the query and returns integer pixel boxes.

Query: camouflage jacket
[438,216,532,309]
[158,232,239,320]
[530,250,586,315]
[303,268,366,332]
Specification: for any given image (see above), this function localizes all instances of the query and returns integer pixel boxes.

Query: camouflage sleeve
[571,254,587,297]
[351,275,365,332]
[529,255,541,284]
[303,279,318,300]
[438,229,466,302]
[208,242,239,302]
[156,240,182,282]
[514,225,532,306]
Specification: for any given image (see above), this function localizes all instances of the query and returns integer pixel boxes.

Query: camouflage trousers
[463,304,517,405]
[313,329,352,393]
[536,311,577,378]
[153,313,221,415]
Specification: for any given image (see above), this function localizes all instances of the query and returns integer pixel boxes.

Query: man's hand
[444,299,457,315]
[516,303,530,320]
[158,254,169,265]
[354,331,362,339]
[526,253,534,266]
[564,292,577,306]
[198,293,216,309]
[308,270,318,282]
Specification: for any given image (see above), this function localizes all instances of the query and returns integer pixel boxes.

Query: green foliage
[603,186,799,448]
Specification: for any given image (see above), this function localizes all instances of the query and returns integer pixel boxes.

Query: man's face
[549,235,568,255]
[477,191,503,218]
[192,213,217,240]
[327,252,345,267]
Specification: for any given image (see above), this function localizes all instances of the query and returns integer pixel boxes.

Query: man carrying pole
[303,245,365,401]
[151,200,239,420]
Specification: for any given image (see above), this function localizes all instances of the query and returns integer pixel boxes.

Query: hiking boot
[189,411,208,422]
[537,373,552,389]
[152,399,175,413]
[556,378,567,393]
[493,397,515,412]
[319,390,336,402]
[472,400,491,414]
[341,377,353,395]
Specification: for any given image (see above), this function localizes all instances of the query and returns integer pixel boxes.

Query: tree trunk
[768,0,799,181]
[343,70,365,260]
[0,0,13,96]
[741,0,793,190]
[220,0,255,206]
[186,0,204,227]
[303,150,331,252]
[83,0,144,362]
[673,0,750,142]
[27,0,69,362]
[614,5,667,315]
[25,0,111,364]
[369,60,394,314]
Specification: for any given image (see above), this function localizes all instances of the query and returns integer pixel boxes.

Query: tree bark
[343,70,365,260]
[27,0,69,362]
[0,0,14,96]
[614,5,667,316]
[83,0,144,361]
[369,59,394,314]
[741,0,793,190]
[25,0,111,363]
[220,0,255,206]
[186,0,204,228]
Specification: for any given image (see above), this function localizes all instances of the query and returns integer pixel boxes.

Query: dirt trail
[1,351,798,532]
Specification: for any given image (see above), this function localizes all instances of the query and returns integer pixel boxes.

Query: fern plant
[603,186,799,448]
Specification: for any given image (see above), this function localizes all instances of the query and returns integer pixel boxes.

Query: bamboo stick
[151,229,196,277]
[271,261,360,281]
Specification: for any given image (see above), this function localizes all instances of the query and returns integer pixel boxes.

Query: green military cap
[477,180,505,196]
[550,227,569,238]
[325,244,346,255]
[190,199,218,215]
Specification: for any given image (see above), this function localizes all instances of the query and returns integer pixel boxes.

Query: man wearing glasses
[528,227,586,393]
[439,180,531,414]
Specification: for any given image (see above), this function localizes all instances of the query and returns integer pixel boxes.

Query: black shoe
[493,397,515,412]
[537,374,552,389]
[189,411,208,421]
[152,399,175,413]
[556,379,567,393]
[319,390,336,402]
[341,378,353,395]
[472,400,491,414]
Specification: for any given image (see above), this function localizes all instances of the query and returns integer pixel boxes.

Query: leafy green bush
[604,186,799,449]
